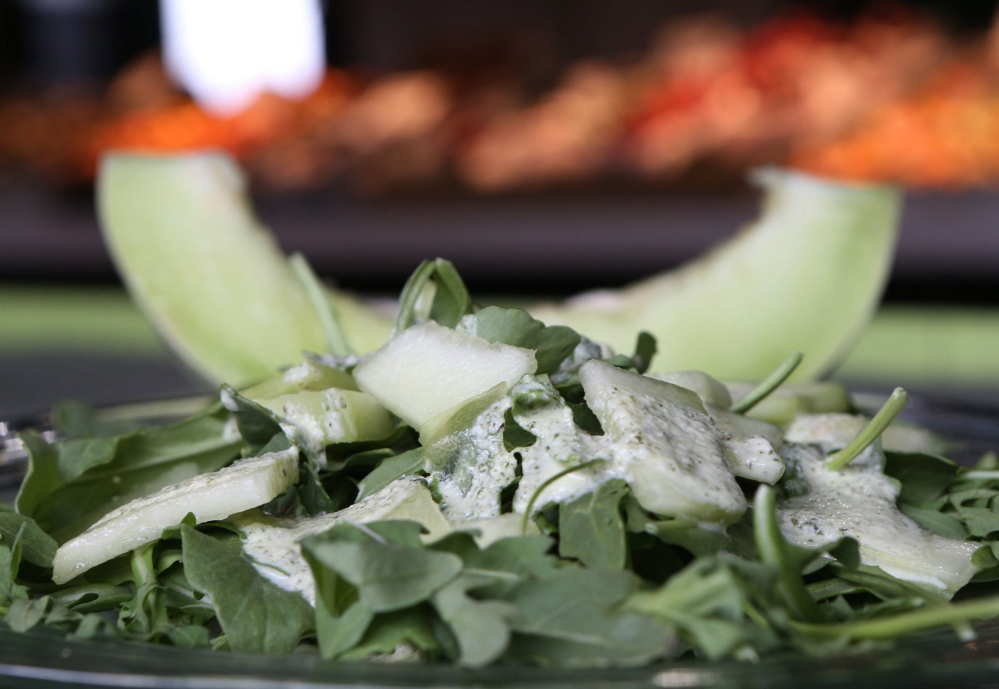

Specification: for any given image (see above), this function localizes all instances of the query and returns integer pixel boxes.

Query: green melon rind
[528,168,902,381]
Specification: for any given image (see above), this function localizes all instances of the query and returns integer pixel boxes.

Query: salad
[5,257,999,669]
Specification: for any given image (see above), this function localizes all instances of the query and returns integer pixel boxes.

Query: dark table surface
[4,181,999,293]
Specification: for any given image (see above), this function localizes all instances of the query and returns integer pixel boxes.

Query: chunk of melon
[52,447,299,584]
[353,321,537,435]
[99,154,899,385]
[579,361,746,524]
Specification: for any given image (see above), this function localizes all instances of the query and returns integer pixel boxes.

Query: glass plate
[4,391,999,689]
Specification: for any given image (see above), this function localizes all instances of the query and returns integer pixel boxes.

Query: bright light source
[161,0,325,116]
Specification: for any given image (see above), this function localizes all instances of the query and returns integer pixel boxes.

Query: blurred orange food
[5,7,999,193]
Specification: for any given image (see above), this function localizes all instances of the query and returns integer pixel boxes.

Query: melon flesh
[353,321,537,435]
[579,361,746,524]
[529,169,900,380]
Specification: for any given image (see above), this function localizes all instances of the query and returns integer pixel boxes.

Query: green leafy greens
[4,261,999,671]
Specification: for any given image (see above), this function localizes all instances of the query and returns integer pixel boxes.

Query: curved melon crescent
[98,154,900,387]
[530,168,902,380]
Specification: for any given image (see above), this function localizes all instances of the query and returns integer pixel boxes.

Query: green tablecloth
[4,287,999,390]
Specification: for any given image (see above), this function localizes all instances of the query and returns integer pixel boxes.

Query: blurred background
[4,0,999,416]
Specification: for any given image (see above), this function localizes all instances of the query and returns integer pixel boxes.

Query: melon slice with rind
[530,168,901,380]
[51,447,299,584]
[97,153,391,387]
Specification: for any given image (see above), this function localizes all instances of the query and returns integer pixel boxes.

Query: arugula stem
[290,253,353,357]
[960,471,999,482]
[130,545,157,586]
[96,395,214,423]
[791,595,999,640]
[520,459,604,535]
[730,352,803,414]
[392,260,436,335]
[343,520,388,545]
[827,387,908,471]
[753,484,823,623]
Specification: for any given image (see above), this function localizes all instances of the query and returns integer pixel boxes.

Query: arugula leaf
[429,532,560,599]
[51,582,135,613]
[431,573,515,667]
[604,331,658,376]
[55,437,120,482]
[315,599,374,659]
[301,524,374,658]
[220,386,284,453]
[338,607,441,661]
[622,494,728,558]
[464,306,580,375]
[504,568,674,667]
[559,479,628,570]
[0,512,57,568]
[0,524,29,605]
[52,399,138,439]
[181,526,313,654]
[897,503,968,540]
[884,451,960,505]
[294,461,338,516]
[394,259,472,333]
[626,556,781,660]
[630,332,657,375]
[568,401,603,435]
[302,521,462,613]
[356,448,425,501]
[502,408,537,451]
[4,597,52,633]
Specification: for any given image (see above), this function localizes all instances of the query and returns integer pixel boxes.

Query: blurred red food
[3,7,999,193]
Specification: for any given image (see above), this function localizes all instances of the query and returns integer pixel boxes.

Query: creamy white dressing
[776,444,979,593]
[235,477,450,605]
[723,436,784,484]
[708,405,784,484]
[511,377,605,514]
[580,361,747,524]
[784,413,884,468]
[429,397,519,521]
[785,412,938,456]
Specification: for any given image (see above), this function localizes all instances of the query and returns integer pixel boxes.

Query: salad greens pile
[5,258,999,668]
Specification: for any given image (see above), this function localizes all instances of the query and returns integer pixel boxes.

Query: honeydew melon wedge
[97,153,392,387]
[531,169,901,380]
[99,154,899,386]
[51,447,299,584]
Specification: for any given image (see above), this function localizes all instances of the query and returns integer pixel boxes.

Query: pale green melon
[52,447,299,584]
[530,169,900,380]
[97,153,391,387]
[99,155,899,386]
[353,321,537,435]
